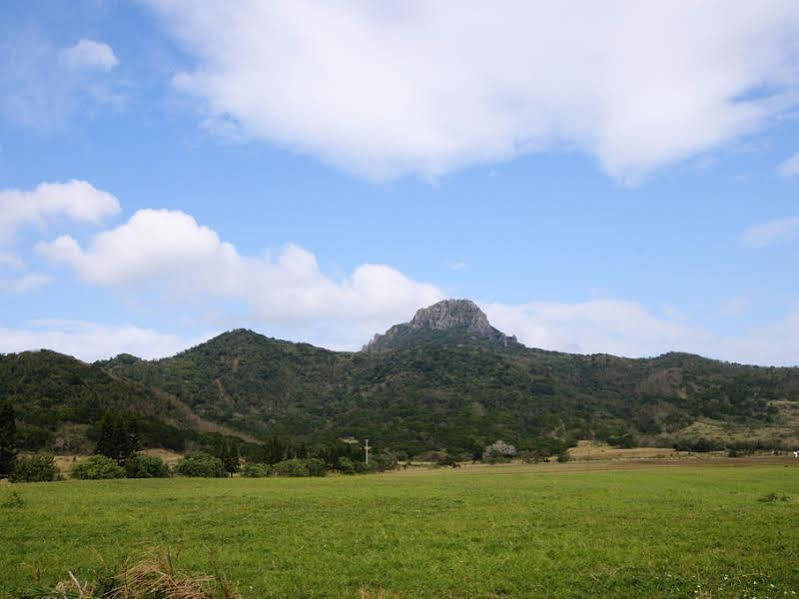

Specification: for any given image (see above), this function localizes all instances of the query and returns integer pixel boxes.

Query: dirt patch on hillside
[154,387,258,443]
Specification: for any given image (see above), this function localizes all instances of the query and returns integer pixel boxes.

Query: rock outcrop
[364,299,517,351]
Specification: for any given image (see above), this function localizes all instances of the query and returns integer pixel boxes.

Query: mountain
[364,299,518,351]
[100,300,799,456]
[4,299,799,457]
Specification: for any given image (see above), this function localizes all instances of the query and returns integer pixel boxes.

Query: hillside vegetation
[3,300,799,456]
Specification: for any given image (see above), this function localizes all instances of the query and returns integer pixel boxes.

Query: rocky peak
[364,298,517,351]
[408,299,493,335]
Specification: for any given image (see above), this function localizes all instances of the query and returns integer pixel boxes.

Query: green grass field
[2,463,798,598]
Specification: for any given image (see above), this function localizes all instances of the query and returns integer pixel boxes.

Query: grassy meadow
[1,461,798,598]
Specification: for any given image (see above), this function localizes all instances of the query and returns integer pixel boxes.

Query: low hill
[96,300,799,456]
[0,350,252,454]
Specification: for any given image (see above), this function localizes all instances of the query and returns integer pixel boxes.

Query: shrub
[71,455,126,480]
[271,458,309,477]
[484,450,511,464]
[606,432,636,449]
[518,450,549,463]
[368,452,398,472]
[9,453,60,483]
[125,454,170,478]
[556,452,571,463]
[305,458,327,477]
[241,462,271,478]
[482,440,517,462]
[435,454,460,468]
[174,453,226,478]
[673,437,725,453]
[336,456,356,475]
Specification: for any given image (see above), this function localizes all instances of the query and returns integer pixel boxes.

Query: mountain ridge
[3,299,799,457]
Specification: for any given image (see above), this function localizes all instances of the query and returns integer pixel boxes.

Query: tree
[95,411,139,466]
[215,436,240,477]
[0,400,17,478]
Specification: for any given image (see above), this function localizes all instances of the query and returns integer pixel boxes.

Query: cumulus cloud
[37,208,444,327]
[483,299,799,366]
[59,39,119,71]
[0,320,210,362]
[740,216,799,248]
[0,180,120,243]
[778,152,799,176]
[142,0,799,181]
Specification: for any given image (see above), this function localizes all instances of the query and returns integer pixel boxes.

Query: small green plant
[71,455,126,480]
[757,492,790,503]
[9,453,60,483]
[0,490,25,509]
[174,453,227,478]
[125,454,170,478]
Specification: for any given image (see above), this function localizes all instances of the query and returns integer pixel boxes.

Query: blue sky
[2,1,799,365]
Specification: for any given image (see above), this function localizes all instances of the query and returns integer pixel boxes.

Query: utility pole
[364,438,370,465]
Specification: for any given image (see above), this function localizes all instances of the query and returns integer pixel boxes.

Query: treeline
[672,437,793,456]
[0,402,398,482]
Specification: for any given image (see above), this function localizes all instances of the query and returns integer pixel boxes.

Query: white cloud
[483,300,704,358]
[0,180,120,243]
[0,252,23,269]
[483,299,799,366]
[59,39,119,72]
[778,152,799,176]
[37,208,444,329]
[0,33,125,129]
[143,0,799,181]
[0,274,50,294]
[740,216,799,248]
[0,320,210,362]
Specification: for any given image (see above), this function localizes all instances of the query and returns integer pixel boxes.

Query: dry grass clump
[43,549,240,599]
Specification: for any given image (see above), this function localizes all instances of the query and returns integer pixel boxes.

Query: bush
[241,462,271,478]
[174,453,226,478]
[435,454,460,468]
[484,450,511,464]
[556,452,571,463]
[368,452,398,472]
[9,454,60,483]
[305,458,327,477]
[71,455,126,480]
[336,456,356,475]
[673,437,725,453]
[125,454,170,478]
[268,458,328,477]
[518,450,550,463]
[482,440,517,462]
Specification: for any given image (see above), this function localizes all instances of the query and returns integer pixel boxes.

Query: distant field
[2,461,798,598]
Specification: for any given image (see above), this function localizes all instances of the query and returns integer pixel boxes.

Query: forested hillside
[0,350,250,454]
[4,300,799,457]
